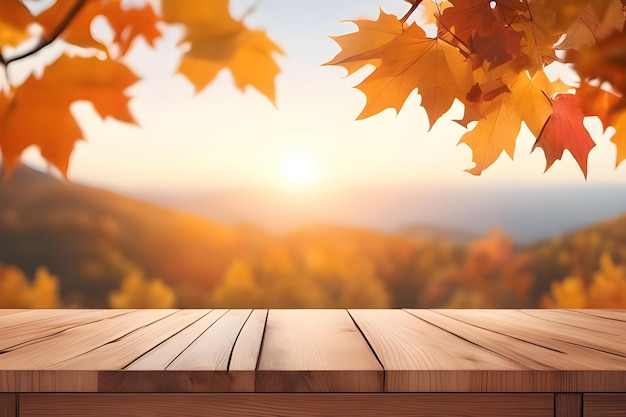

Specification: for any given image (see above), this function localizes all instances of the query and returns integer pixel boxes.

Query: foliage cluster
[1,0,626,176]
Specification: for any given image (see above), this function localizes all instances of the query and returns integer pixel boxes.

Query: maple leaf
[469,26,523,69]
[37,0,160,55]
[576,82,621,129]
[557,0,624,50]
[0,54,137,175]
[532,94,596,177]
[439,0,498,46]
[341,23,472,127]
[326,9,403,76]
[162,0,282,102]
[460,70,555,174]
[570,30,626,109]
[510,0,560,74]
[0,0,33,47]
[37,0,108,51]
[103,1,161,55]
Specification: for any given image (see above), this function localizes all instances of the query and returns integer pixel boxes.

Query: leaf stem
[0,0,87,68]
[400,0,424,27]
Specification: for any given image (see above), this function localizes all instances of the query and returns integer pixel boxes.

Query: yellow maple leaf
[460,71,554,174]
[0,54,137,175]
[335,23,472,128]
[325,9,403,76]
[162,0,282,102]
[0,0,34,47]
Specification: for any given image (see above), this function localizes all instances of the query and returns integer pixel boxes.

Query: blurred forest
[1,165,625,309]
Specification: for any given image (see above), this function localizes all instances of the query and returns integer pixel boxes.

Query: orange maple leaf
[38,0,108,51]
[37,0,160,55]
[326,9,403,76]
[460,71,555,174]
[571,30,626,110]
[533,94,596,177]
[0,54,137,175]
[0,0,34,47]
[328,21,472,128]
[162,0,282,102]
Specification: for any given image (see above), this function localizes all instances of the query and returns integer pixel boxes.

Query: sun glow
[280,149,320,187]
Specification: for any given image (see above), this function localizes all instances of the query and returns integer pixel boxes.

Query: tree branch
[400,0,424,26]
[1,0,87,67]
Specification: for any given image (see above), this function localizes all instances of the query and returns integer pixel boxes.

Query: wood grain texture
[56,310,207,370]
[570,310,626,322]
[98,370,253,393]
[126,310,225,370]
[585,394,626,417]
[433,310,626,368]
[0,309,26,316]
[256,309,383,392]
[0,310,129,351]
[168,310,250,371]
[0,310,132,351]
[19,393,554,417]
[350,309,523,392]
[0,310,176,369]
[0,370,98,392]
[555,393,582,417]
[229,309,267,371]
[0,393,16,417]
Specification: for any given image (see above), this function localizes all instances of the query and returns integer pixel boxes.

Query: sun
[280,149,320,187]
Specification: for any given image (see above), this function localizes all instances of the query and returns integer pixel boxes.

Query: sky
[15,0,626,192]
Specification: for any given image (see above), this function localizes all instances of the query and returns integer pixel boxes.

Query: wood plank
[0,309,26,316]
[350,309,523,392]
[570,310,626,322]
[229,309,267,371]
[101,310,255,392]
[0,370,98,392]
[520,310,626,339]
[555,393,582,417]
[435,310,626,366]
[585,393,626,417]
[54,310,208,370]
[407,310,623,371]
[19,393,554,417]
[0,310,177,369]
[493,310,626,357]
[0,309,133,350]
[167,310,250,371]
[256,309,383,392]
[0,393,16,417]
[125,310,225,370]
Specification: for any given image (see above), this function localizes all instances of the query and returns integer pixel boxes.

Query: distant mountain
[0,165,269,307]
[3,164,626,309]
[128,182,626,244]
[397,223,479,245]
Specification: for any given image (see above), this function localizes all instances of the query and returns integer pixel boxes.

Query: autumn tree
[108,269,176,308]
[421,229,533,308]
[542,252,626,308]
[0,264,61,308]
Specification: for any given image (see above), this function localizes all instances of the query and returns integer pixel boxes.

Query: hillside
[0,165,268,307]
[2,165,625,309]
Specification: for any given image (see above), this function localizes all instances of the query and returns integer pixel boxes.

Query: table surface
[0,309,625,393]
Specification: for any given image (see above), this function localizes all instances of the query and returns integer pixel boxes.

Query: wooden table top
[0,309,624,393]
